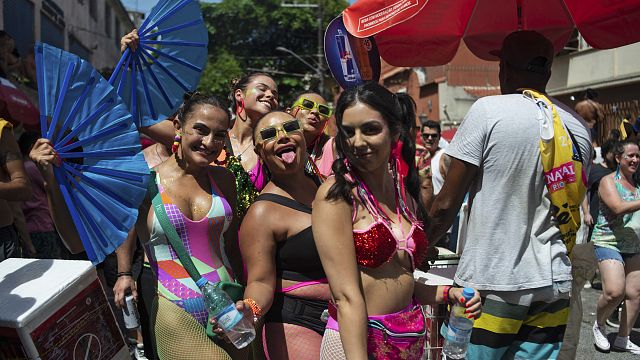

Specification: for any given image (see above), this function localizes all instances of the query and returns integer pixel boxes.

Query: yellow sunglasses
[292,97,332,117]
[258,119,303,142]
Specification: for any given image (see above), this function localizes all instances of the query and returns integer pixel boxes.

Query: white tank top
[431,149,446,195]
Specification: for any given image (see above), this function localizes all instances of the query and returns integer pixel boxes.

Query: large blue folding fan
[35,43,150,264]
[109,0,208,127]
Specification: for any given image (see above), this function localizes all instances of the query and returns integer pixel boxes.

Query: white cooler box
[0,258,128,359]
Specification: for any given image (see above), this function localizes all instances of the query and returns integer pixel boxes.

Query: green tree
[198,0,348,105]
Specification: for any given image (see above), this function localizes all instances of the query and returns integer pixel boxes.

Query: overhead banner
[324,15,380,90]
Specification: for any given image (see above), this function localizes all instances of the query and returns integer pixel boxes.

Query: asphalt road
[575,286,640,359]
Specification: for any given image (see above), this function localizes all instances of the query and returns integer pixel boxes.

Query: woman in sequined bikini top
[352,210,429,269]
[313,83,481,360]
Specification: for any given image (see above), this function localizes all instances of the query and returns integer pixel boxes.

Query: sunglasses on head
[292,97,332,117]
[258,119,302,142]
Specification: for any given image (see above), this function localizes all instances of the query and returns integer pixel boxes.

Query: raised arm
[239,202,278,318]
[120,29,174,148]
[312,180,368,360]
[29,138,84,253]
[598,174,640,216]
[0,127,31,201]
[120,29,139,53]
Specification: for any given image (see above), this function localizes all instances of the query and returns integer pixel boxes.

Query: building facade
[0,0,134,71]
[548,35,640,144]
[379,42,499,129]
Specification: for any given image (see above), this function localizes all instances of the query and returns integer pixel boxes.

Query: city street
[576,287,640,359]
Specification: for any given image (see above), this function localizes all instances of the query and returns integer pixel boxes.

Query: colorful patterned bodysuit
[146,172,234,326]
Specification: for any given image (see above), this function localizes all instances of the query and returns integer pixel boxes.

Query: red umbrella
[343,0,640,66]
[0,80,39,130]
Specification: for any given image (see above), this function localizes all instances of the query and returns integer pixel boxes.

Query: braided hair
[327,82,426,222]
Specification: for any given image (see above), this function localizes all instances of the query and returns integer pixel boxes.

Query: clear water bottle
[199,281,255,349]
[443,287,476,359]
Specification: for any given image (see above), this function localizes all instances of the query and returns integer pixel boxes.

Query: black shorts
[265,292,328,335]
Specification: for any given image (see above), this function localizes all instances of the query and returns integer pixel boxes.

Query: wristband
[243,298,263,318]
[443,285,452,304]
[117,271,133,278]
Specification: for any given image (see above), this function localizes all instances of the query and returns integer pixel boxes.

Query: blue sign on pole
[324,15,380,90]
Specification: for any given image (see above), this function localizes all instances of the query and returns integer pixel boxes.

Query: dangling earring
[214,145,228,166]
[236,98,247,121]
[343,157,355,183]
[172,131,182,154]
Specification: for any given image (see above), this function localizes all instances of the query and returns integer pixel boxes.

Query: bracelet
[442,285,452,304]
[243,298,263,318]
[116,271,133,278]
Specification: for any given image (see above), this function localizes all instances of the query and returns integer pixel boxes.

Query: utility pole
[280,0,325,98]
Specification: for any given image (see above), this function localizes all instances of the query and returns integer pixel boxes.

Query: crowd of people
[2,24,640,360]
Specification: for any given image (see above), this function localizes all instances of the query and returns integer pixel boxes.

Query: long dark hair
[327,83,425,222]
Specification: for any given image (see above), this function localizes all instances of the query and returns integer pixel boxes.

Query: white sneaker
[132,343,148,360]
[613,336,640,354]
[593,322,610,351]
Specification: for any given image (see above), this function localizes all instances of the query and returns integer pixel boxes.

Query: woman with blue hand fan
[120,31,279,221]
[33,93,248,359]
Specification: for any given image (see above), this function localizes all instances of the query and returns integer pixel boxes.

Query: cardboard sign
[324,15,381,89]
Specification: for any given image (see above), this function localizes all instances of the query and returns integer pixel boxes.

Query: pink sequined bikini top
[347,151,429,270]
[353,218,428,269]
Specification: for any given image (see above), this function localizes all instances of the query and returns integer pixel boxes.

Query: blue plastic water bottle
[443,287,475,359]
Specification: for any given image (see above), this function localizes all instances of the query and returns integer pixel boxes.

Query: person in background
[17,131,68,259]
[227,73,279,219]
[417,120,445,178]
[0,118,32,262]
[429,31,592,359]
[575,90,605,161]
[288,92,335,179]
[591,140,640,354]
[619,113,639,143]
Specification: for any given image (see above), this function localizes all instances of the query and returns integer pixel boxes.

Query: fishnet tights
[319,329,347,360]
[262,322,323,359]
[154,296,248,359]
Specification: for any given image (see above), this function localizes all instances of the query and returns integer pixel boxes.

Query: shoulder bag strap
[148,171,208,288]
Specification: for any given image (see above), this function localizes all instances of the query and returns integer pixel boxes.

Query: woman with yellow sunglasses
[288,92,336,180]
[219,111,330,359]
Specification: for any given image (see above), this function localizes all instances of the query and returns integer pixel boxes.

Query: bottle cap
[462,287,475,301]
[195,277,208,288]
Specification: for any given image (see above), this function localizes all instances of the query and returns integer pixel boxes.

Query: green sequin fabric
[226,155,259,221]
